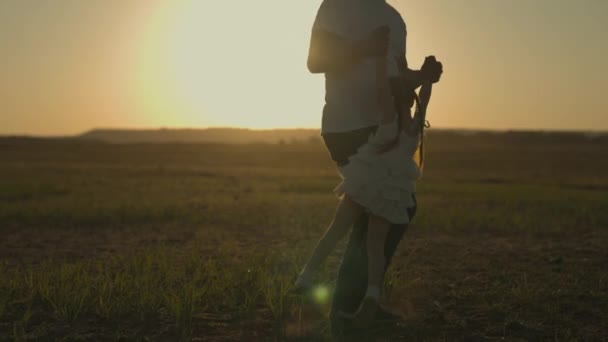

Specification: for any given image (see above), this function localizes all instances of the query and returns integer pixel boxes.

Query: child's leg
[345,214,392,324]
[366,214,392,299]
[296,196,362,286]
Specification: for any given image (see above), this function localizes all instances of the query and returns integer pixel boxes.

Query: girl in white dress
[294,55,433,324]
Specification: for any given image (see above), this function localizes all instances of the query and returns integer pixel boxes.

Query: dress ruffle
[334,120,420,224]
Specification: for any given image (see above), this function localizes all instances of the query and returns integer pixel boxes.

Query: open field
[1,132,607,340]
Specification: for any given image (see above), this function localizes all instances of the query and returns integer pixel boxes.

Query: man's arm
[402,69,427,90]
[397,55,443,90]
[307,27,390,74]
[392,55,443,108]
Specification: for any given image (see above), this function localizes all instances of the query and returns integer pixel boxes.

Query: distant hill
[78,128,323,144]
[2,128,606,146]
[77,127,608,145]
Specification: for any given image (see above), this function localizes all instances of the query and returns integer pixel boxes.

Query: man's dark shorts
[322,125,378,167]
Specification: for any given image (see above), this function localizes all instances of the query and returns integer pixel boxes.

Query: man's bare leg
[295,196,362,289]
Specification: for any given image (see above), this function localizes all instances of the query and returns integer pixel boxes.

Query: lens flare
[312,285,330,304]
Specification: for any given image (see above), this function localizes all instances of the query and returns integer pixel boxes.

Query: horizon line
[2,124,608,139]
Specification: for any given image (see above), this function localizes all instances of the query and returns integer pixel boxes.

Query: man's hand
[421,56,443,83]
[353,26,390,60]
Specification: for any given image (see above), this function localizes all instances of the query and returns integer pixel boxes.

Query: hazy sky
[1,0,607,135]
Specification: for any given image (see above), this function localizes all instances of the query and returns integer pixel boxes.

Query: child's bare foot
[290,274,313,295]
[337,296,380,328]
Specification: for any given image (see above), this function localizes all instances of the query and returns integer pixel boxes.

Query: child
[294,56,433,324]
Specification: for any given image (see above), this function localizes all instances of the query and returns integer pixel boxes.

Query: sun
[134,0,324,129]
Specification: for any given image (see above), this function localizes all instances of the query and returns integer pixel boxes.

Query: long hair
[412,93,430,170]
[414,82,433,170]
[377,91,428,170]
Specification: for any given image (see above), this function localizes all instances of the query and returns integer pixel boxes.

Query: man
[307,0,443,333]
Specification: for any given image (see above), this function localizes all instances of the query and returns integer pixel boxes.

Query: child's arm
[407,82,433,136]
[399,105,413,133]
[376,58,398,124]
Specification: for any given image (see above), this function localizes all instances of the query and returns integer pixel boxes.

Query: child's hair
[377,91,428,170]
[412,94,430,170]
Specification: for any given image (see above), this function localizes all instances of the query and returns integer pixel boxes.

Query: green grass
[0,135,607,340]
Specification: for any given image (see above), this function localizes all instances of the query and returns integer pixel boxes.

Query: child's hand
[421,56,443,83]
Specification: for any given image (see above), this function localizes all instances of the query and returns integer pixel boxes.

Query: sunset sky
[1,0,607,136]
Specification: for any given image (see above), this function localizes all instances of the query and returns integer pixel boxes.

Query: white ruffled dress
[334,119,420,224]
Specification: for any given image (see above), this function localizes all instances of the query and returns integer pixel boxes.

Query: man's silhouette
[307,0,442,334]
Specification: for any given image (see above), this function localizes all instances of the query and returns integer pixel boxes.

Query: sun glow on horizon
[134,0,325,130]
